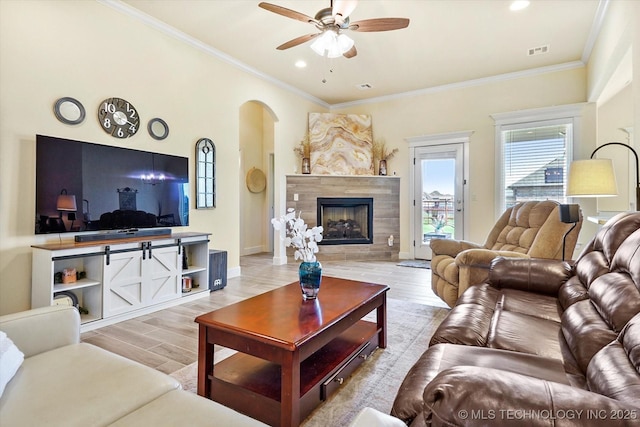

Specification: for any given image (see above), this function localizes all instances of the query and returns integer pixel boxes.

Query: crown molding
[581,0,609,63]
[97,0,330,109]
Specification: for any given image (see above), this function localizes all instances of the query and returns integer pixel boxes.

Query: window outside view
[422,158,455,243]
[502,124,570,209]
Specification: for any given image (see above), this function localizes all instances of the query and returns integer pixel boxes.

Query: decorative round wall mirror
[53,97,86,125]
[148,118,169,140]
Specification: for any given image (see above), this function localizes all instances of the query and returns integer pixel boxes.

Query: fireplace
[317,197,373,245]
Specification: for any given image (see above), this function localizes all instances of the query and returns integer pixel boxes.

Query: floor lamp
[558,204,579,261]
[567,142,640,211]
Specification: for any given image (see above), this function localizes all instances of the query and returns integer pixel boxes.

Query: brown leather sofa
[392,211,640,426]
[431,200,583,307]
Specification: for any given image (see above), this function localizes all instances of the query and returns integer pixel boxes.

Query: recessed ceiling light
[295,60,307,68]
[510,0,530,11]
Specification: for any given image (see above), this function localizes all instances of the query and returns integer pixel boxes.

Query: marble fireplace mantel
[285,175,400,261]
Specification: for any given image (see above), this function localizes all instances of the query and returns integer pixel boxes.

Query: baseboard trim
[242,246,264,256]
[228,266,241,278]
[272,256,287,265]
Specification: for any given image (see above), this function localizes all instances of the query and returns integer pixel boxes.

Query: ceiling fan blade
[276,33,319,50]
[349,18,410,32]
[343,45,357,59]
[258,2,317,25]
[332,0,358,20]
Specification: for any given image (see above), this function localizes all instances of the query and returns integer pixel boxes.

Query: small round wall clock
[97,97,140,138]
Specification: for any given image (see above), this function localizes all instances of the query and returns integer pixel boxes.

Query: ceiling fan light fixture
[310,30,336,56]
[337,33,354,52]
[261,1,409,60]
[310,30,354,58]
[510,0,530,11]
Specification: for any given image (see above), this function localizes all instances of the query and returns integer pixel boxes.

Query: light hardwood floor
[81,253,448,375]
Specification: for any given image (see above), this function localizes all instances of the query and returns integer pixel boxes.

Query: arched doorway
[239,101,277,256]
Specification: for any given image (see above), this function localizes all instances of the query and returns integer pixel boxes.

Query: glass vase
[379,159,387,176]
[302,157,311,174]
[299,261,322,300]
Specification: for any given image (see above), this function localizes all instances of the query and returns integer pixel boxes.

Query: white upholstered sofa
[0,305,402,427]
[0,305,268,427]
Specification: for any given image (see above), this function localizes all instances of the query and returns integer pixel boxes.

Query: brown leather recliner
[430,200,583,307]
[391,212,640,427]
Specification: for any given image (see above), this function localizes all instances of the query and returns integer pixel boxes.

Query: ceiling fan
[258,0,410,59]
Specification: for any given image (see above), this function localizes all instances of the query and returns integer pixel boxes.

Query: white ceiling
[114,0,604,107]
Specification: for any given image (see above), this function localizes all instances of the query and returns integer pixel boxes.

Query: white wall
[0,0,323,315]
[596,85,635,212]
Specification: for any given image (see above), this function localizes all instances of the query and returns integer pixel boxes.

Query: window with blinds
[500,122,571,209]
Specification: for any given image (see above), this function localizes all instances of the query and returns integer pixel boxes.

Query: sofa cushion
[558,275,590,309]
[0,331,23,398]
[0,343,180,427]
[0,305,79,358]
[423,366,640,427]
[489,201,559,255]
[108,389,269,426]
[488,310,562,359]
[431,283,562,359]
[489,256,573,297]
[391,343,569,426]
[586,313,640,406]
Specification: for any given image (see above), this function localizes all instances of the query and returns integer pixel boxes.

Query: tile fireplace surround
[285,175,400,261]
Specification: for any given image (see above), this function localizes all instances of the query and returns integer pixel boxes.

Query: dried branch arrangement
[373,139,398,161]
[294,134,311,158]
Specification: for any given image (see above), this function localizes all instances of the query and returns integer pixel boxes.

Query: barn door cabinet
[32,232,211,332]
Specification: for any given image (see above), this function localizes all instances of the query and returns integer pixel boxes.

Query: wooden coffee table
[195,276,388,427]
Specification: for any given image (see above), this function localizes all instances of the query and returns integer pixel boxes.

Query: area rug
[397,260,431,269]
[170,298,448,426]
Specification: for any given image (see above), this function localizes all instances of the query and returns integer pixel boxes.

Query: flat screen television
[35,134,189,235]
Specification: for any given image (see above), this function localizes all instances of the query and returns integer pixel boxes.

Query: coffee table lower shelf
[209,320,379,425]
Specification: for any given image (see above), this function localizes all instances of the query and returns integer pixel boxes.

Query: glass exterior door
[414,144,464,259]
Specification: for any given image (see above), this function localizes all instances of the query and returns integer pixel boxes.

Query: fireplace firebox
[317,197,373,245]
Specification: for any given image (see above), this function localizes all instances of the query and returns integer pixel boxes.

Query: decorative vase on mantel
[379,159,388,176]
[302,157,311,174]
[299,259,322,300]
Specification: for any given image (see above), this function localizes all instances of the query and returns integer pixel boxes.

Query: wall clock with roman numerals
[97,97,140,138]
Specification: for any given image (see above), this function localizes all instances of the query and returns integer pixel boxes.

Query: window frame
[492,104,585,217]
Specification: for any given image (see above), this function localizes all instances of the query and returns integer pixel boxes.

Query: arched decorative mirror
[53,97,86,125]
[196,138,215,208]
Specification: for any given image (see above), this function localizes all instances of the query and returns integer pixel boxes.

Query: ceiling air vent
[528,45,550,56]
[356,83,372,90]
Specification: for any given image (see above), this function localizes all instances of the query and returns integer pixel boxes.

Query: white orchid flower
[271,209,324,263]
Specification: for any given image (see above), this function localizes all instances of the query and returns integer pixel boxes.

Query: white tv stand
[32,232,211,332]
